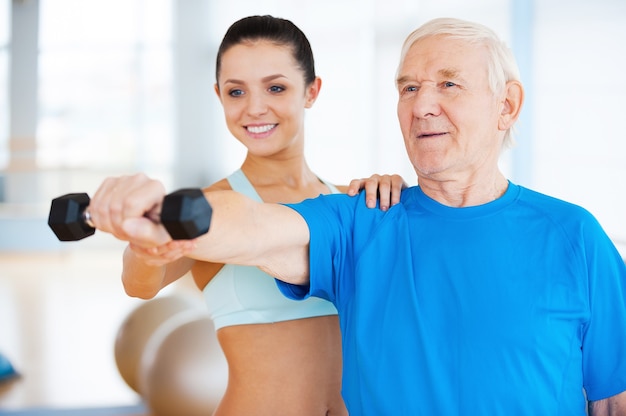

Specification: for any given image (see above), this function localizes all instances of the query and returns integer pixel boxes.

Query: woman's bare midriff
[212,315,347,416]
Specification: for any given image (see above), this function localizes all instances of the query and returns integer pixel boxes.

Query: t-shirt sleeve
[580,215,626,400]
[275,193,360,305]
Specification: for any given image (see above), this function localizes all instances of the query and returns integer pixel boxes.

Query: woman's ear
[214,83,222,103]
[304,77,322,108]
[498,80,524,131]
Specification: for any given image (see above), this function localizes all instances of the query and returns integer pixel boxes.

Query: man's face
[396,35,506,183]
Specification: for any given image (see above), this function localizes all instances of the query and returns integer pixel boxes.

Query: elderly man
[89,18,626,415]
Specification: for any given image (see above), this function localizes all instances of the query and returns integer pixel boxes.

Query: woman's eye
[228,89,244,97]
[269,85,285,93]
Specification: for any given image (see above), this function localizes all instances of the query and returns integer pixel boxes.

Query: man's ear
[498,80,524,131]
[305,77,322,108]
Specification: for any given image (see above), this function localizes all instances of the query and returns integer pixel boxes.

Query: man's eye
[443,81,457,88]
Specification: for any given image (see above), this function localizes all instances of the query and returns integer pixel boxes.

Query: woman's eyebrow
[261,74,287,82]
[223,74,287,85]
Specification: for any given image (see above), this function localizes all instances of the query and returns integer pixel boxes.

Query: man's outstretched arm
[115,187,312,286]
[191,190,311,285]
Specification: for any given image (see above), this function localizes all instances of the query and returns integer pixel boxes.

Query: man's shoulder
[517,185,593,217]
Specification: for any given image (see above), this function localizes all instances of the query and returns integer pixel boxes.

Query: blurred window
[0,0,9,168]
[37,0,173,172]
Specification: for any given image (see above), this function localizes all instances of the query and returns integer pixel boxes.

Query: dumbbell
[48,188,212,241]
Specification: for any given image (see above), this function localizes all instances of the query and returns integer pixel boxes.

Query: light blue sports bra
[203,169,339,330]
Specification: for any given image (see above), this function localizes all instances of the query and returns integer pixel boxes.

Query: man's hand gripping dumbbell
[48,174,213,244]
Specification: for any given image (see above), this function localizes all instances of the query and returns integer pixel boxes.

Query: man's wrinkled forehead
[397,36,487,80]
[396,67,462,87]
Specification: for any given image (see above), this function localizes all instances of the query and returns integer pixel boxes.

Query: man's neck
[418,172,509,207]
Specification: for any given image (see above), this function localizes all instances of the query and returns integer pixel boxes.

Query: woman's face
[215,40,320,158]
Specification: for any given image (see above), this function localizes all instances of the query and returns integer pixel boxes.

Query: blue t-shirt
[278,182,626,415]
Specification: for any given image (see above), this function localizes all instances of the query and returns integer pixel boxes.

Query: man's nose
[412,86,440,118]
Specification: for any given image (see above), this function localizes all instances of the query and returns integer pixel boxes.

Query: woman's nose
[246,93,268,117]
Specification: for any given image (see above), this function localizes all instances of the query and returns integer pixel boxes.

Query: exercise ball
[114,294,203,393]
[139,311,228,416]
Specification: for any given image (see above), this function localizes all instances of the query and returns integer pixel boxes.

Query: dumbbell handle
[48,188,213,242]
[82,205,160,228]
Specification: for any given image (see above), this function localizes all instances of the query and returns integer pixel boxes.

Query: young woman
[117,15,404,415]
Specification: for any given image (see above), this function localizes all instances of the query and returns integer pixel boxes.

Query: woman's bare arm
[121,247,196,298]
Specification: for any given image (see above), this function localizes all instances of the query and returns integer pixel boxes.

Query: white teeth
[247,124,276,134]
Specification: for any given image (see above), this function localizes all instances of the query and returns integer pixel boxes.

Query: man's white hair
[397,17,522,148]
